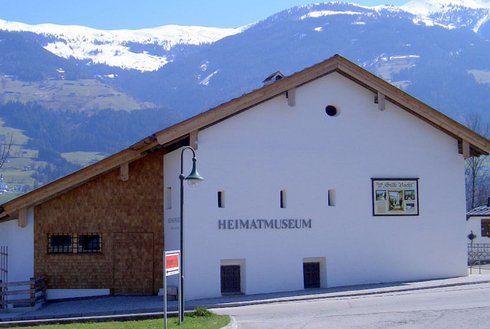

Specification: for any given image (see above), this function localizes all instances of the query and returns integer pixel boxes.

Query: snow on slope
[402,0,490,31]
[402,0,490,16]
[300,10,365,19]
[1,1,490,71]
[298,1,490,31]
[0,19,242,71]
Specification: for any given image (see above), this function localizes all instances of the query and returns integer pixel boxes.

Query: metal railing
[468,243,490,274]
[0,277,46,310]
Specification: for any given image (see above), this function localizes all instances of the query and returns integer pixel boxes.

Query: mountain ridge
[0,19,242,71]
[3,1,490,72]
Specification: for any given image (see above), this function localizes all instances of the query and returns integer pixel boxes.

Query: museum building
[0,55,489,301]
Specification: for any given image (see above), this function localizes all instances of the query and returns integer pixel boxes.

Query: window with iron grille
[48,234,73,253]
[48,233,102,254]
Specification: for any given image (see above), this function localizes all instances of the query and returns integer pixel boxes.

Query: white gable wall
[172,72,467,300]
[0,207,34,283]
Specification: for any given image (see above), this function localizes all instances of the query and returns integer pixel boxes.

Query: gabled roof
[467,206,490,218]
[1,54,489,220]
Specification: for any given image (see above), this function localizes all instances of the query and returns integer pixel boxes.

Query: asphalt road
[215,283,490,329]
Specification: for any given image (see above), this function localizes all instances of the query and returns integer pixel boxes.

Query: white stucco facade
[164,72,468,300]
[0,207,34,283]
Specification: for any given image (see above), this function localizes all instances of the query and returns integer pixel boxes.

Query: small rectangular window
[303,262,321,289]
[218,191,225,208]
[328,189,336,207]
[78,234,102,253]
[482,219,490,237]
[221,265,241,294]
[165,186,172,210]
[48,234,73,254]
[220,259,245,295]
[280,190,287,208]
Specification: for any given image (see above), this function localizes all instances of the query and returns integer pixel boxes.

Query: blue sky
[1,0,409,29]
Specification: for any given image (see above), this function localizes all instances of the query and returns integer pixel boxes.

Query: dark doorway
[303,262,320,289]
[221,265,241,294]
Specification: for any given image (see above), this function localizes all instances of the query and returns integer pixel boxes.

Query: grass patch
[4,157,34,168]
[0,77,155,112]
[190,306,214,317]
[61,152,107,166]
[0,118,39,192]
[0,118,30,145]
[9,147,39,159]
[0,192,20,203]
[15,312,230,329]
[1,170,36,185]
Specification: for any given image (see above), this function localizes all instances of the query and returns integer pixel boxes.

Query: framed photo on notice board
[371,178,419,216]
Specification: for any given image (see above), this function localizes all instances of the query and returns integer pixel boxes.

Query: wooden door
[113,232,154,295]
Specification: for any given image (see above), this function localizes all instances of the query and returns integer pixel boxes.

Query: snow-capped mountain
[401,0,490,31]
[1,1,490,72]
[402,0,490,15]
[0,19,242,71]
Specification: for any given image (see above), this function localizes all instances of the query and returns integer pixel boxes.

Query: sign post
[164,250,180,329]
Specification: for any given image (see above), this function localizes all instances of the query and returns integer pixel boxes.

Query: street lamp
[179,146,204,323]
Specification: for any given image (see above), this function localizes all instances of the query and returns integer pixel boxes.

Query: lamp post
[468,231,477,274]
[179,146,204,323]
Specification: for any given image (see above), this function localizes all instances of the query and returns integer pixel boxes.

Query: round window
[325,105,338,117]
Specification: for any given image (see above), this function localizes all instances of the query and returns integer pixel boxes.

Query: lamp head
[185,157,204,187]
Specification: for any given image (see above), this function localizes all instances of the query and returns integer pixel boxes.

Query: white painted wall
[167,72,467,300]
[0,207,34,283]
[46,289,110,300]
[467,216,490,243]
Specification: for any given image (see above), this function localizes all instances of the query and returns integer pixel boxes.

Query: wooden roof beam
[286,88,296,107]
[189,130,199,150]
[119,162,129,182]
[18,207,27,228]
[375,92,386,111]
[461,140,471,159]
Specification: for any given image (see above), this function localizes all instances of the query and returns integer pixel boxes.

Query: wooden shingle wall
[34,151,164,295]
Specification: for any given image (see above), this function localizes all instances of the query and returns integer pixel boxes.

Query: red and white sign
[165,251,180,277]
